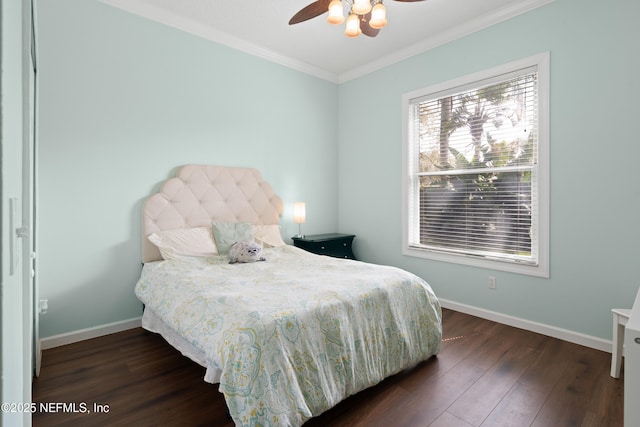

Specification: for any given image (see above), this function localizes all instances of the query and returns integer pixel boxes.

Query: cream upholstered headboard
[142,164,284,262]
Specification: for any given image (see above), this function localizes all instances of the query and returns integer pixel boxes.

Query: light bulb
[327,0,344,24]
[369,2,387,29]
[352,0,372,15]
[344,13,362,37]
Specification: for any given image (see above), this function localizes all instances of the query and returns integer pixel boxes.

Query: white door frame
[28,0,41,378]
[1,1,35,425]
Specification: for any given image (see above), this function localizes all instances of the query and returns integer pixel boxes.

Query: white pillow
[253,224,286,248]
[147,227,218,260]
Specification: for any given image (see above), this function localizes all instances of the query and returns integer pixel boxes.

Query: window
[402,54,549,277]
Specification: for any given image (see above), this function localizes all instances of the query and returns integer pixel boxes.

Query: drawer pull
[635,337,640,345]
[321,246,325,250]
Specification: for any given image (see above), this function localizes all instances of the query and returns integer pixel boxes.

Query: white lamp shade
[352,0,372,15]
[369,2,387,29]
[344,13,362,38]
[293,202,306,224]
[327,0,345,24]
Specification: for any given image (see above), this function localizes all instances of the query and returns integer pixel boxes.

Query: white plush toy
[229,240,266,264]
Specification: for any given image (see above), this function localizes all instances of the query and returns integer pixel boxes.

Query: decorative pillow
[229,240,266,264]
[212,222,254,255]
[147,227,218,260]
[253,224,286,248]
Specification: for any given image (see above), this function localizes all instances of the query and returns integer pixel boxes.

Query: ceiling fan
[289,0,426,38]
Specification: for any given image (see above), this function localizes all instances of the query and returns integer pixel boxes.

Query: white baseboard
[438,298,612,353]
[40,317,142,350]
[39,301,613,354]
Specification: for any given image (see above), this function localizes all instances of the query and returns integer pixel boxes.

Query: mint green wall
[338,0,640,340]
[36,0,339,338]
[37,0,640,342]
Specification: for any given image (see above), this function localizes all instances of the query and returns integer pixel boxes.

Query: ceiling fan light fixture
[351,0,372,15]
[344,12,362,37]
[327,0,345,24]
[289,0,426,38]
[369,2,387,29]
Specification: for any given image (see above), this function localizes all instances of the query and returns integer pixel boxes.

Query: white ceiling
[100,0,552,83]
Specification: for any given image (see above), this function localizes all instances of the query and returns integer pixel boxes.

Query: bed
[135,164,442,426]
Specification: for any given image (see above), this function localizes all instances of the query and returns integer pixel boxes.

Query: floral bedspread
[135,245,441,426]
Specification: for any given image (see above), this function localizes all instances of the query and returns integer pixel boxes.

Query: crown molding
[100,0,553,85]
[338,0,555,83]
[99,0,340,83]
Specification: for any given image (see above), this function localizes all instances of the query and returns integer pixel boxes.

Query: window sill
[403,245,549,278]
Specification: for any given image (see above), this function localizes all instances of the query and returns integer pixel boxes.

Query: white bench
[611,308,631,378]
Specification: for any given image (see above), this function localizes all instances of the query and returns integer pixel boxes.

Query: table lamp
[293,202,306,238]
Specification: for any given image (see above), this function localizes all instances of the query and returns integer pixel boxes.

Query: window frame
[401,53,550,278]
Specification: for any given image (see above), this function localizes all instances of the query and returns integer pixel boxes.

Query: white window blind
[403,54,549,276]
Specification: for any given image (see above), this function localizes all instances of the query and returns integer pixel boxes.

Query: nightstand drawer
[292,233,356,260]
[313,239,351,258]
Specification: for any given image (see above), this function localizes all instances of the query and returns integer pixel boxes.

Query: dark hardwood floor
[32,309,624,426]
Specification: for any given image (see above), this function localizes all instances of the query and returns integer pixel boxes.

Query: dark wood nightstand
[292,233,356,260]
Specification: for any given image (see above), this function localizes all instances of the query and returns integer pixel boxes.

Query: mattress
[135,245,441,426]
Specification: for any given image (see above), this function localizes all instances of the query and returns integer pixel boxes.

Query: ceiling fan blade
[289,0,332,25]
[360,12,380,37]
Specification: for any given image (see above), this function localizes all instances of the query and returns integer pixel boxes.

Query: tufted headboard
[142,164,284,262]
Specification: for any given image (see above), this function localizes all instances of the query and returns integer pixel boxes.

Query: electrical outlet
[39,299,48,314]
[488,276,496,290]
